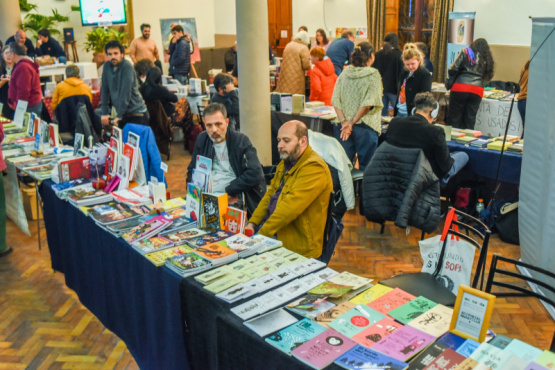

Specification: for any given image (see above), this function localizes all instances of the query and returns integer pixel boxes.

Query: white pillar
[236,0,272,165]
[0,0,21,45]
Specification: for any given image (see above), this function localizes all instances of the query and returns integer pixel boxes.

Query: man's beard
[280,143,301,164]
[143,34,149,39]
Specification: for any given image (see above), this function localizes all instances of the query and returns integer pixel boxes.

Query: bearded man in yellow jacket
[246,120,333,258]
[51,64,93,112]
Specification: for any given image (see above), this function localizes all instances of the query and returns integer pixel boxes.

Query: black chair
[380,207,491,307]
[485,254,555,309]
[318,193,343,264]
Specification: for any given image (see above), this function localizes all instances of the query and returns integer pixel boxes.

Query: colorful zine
[351,317,403,348]
[366,287,416,316]
[224,206,247,234]
[185,183,202,221]
[192,241,238,266]
[131,236,174,255]
[144,245,192,267]
[371,325,436,362]
[329,305,386,338]
[334,345,408,370]
[202,192,228,230]
[165,252,212,277]
[407,304,453,338]
[265,318,327,355]
[185,230,233,249]
[350,284,393,305]
[122,216,171,244]
[388,296,438,325]
[161,228,207,246]
[291,329,357,370]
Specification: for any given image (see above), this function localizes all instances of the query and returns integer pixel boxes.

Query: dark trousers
[448,91,482,129]
[333,123,378,171]
[517,99,526,138]
[120,111,150,131]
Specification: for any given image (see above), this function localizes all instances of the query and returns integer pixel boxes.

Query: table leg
[35,181,41,250]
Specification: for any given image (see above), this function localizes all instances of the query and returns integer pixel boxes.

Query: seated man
[246,121,333,258]
[51,65,92,112]
[186,102,266,215]
[211,73,240,130]
[386,92,469,184]
[36,29,67,63]
[5,30,35,59]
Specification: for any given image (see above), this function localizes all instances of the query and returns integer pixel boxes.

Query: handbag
[419,209,476,294]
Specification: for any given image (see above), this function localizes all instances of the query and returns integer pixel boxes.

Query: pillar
[0,0,21,45]
[235,0,272,165]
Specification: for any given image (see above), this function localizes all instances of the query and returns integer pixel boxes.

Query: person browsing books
[246,121,333,258]
[186,103,266,216]
[386,92,468,184]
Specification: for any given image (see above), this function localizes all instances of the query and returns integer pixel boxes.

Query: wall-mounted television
[79,0,127,26]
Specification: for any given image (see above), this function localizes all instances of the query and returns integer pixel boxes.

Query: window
[398,0,435,49]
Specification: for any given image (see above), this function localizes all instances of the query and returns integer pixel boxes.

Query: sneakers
[0,246,13,258]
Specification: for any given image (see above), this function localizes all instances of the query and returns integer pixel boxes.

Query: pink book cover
[351,318,403,348]
[291,329,357,369]
[371,325,435,362]
[423,348,466,369]
[366,288,416,316]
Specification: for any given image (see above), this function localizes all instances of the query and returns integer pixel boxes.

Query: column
[235,0,272,165]
[0,0,21,45]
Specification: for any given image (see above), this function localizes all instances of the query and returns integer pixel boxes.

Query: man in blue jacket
[326,30,355,76]
[169,25,191,85]
[36,29,67,63]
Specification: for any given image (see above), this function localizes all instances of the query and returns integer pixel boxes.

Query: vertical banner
[446,12,476,76]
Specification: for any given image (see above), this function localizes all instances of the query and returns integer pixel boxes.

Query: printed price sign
[160,162,168,173]
[449,285,495,342]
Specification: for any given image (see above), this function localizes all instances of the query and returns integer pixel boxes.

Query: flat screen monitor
[79,0,127,26]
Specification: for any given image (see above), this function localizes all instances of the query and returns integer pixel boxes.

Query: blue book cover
[264,318,327,355]
[456,338,480,357]
[334,345,408,370]
[488,333,512,349]
[436,331,467,350]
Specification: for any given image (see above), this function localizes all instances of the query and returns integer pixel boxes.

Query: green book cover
[329,305,385,338]
[308,282,353,298]
[388,296,438,324]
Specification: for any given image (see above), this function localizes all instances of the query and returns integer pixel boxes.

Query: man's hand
[245,223,257,234]
[228,195,239,205]
[101,115,111,126]
[36,40,42,47]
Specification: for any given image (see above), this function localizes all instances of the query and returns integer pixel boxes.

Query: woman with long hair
[0,44,15,119]
[331,42,383,170]
[447,38,495,129]
[394,43,432,117]
[314,29,330,51]
[373,33,403,116]
[139,66,178,117]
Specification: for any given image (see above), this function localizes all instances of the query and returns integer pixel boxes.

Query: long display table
[40,181,189,370]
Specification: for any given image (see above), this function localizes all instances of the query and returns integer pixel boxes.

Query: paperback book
[291,329,357,370]
[131,236,174,255]
[243,308,298,337]
[202,192,228,229]
[422,348,466,370]
[252,233,283,253]
[388,296,438,324]
[334,345,408,370]
[192,241,238,266]
[329,305,386,338]
[160,227,207,245]
[407,304,454,338]
[144,245,192,267]
[88,202,140,225]
[265,318,327,355]
[371,325,436,362]
[407,342,448,370]
[286,294,336,319]
[221,233,264,257]
[366,287,416,316]
[184,230,234,249]
[121,216,172,244]
[313,301,357,329]
[350,284,393,305]
[165,252,212,277]
[351,317,403,348]
[328,272,373,291]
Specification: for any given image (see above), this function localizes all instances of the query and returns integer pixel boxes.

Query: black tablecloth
[270,111,334,165]
[447,139,522,184]
[40,181,189,370]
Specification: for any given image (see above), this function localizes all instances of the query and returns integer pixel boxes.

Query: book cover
[202,192,228,230]
[407,342,448,370]
[204,271,252,294]
[224,206,247,234]
[166,252,211,276]
[436,332,467,351]
[456,338,480,357]
[329,305,386,338]
[334,345,408,370]
[328,272,373,291]
[66,187,110,203]
[193,241,237,264]
[350,284,393,305]
[489,334,513,349]
[351,317,402,348]
[454,357,491,370]
[185,183,202,221]
[243,308,298,337]
[105,146,118,176]
[131,236,174,255]
[222,233,262,256]
[106,215,153,233]
[423,348,466,370]
[265,318,327,355]
[185,230,233,249]
[48,123,59,147]
[534,350,555,369]
[195,265,231,285]
[504,339,542,362]
[122,216,171,244]
[469,342,511,369]
[112,126,123,154]
[313,301,356,329]
[367,288,416,316]
[407,304,454,338]
[162,228,207,245]
[88,202,139,225]
[309,282,354,299]
[58,156,91,183]
[389,296,438,325]
[524,362,549,370]
[116,155,130,189]
[252,233,283,252]
[371,325,436,362]
[291,329,357,369]
[286,294,336,319]
[144,245,192,267]
[500,355,532,370]
[123,142,137,178]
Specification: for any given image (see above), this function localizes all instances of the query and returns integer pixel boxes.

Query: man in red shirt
[6,42,42,116]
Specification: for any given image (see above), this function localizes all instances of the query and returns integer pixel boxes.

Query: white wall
[214,0,237,34]
[454,0,555,46]
[292,0,367,38]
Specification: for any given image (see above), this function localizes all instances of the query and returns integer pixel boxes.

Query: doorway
[268,0,292,58]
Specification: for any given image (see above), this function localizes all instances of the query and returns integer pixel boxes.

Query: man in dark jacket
[211,73,240,130]
[325,30,355,76]
[186,103,265,216]
[36,29,67,63]
[6,42,42,115]
[5,30,36,59]
[100,40,148,130]
[386,92,468,184]
[169,25,191,85]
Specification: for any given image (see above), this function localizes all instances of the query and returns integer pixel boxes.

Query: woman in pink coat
[308,47,337,105]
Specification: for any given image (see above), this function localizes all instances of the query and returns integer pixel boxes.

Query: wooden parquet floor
[0,136,553,369]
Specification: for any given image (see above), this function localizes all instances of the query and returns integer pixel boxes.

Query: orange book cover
[193,241,236,262]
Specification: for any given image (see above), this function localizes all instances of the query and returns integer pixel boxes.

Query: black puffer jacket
[362,142,441,233]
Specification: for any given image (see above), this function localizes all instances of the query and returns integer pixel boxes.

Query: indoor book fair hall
[0,0,554,368]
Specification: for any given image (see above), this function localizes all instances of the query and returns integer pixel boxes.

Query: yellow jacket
[51,77,92,112]
[249,145,332,258]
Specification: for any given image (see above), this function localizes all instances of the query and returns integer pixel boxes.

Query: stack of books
[507,142,524,154]
[66,186,113,206]
[470,138,490,148]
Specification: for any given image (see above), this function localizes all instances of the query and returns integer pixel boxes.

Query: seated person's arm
[225,140,263,196]
[433,130,454,178]
[161,87,179,103]
[51,86,60,112]
[258,162,329,237]
[248,169,281,228]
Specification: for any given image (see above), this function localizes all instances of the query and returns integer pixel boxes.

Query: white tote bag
[419,209,476,294]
